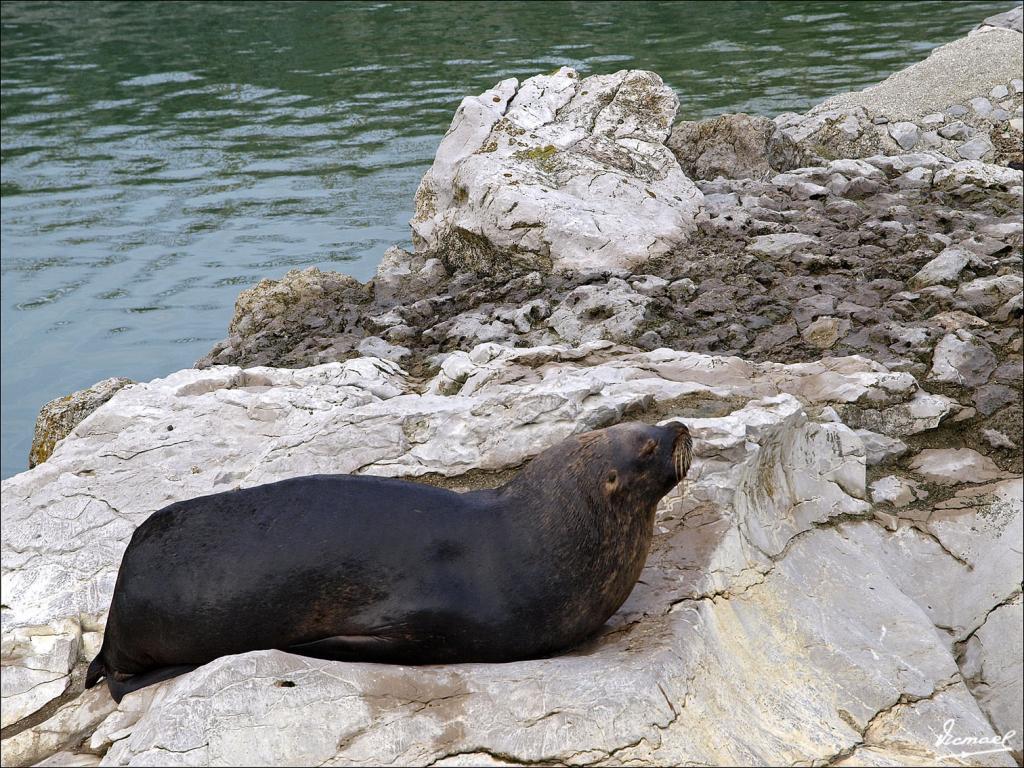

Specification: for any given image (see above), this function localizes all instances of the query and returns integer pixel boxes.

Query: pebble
[969,96,993,118]
[946,104,969,117]
[982,429,1016,450]
[990,84,1009,100]
[938,121,973,140]
[888,121,920,150]
[955,136,993,161]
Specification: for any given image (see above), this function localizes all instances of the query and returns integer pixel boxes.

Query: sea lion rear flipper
[286,634,396,662]
[106,664,198,703]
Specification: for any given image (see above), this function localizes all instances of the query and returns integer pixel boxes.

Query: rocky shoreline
[4,7,1023,767]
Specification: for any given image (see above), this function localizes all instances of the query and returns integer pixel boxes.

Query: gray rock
[814,28,1024,121]
[983,428,1017,450]
[969,96,994,118]
[888,121,920,150]
[958,275,1024,310]
[990,84,1010,100]
[956,136,995,161]
[747,232,820,257]
[975,4,1023,33]
[959,596,1024,761]
[920,112,946,127]
[801,316,849,349]
[870,474,924,507]
[928,331,997,387]
[667,113,777,180]
[546,278,651,344]
[938,120,974,140]
[854,429,910,466]
[974,384,1019,417]
[5,348,1019,766]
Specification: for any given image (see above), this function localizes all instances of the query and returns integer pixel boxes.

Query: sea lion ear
[639,438,658,459]
[605,469,619,492]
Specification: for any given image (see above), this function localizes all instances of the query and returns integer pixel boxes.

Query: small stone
[918,130,941,149]
[938,121,973,141]
[956,136,994,161]
[945,104,968,117]
[909,448,1002,485]
[928,331,997,387]
[1011,79,1024,96]
[982,429,1016,450]
[872,116,889,125]
[958,275,1024,309]
[989,108,1010,122]
[990,84,1009,100]
[870,475,924,508]
[801,316,847,349]
[747,232,820,257]
[894,166,932,189]
[973,384,1018,416]
[667,278,696,299]
[356,336,411,362]
[1009,118,1023,133]
[629,275,669,296]
[792,181,829,199]
[931,310,988,331]
[969,97,993,118]
[636,331,664,351]
[908,247,974,289]
[855,429,909,466]
[888,121,920,150]
[920,112,945,127]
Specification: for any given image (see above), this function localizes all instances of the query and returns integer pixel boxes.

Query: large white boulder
[409,68,703,274]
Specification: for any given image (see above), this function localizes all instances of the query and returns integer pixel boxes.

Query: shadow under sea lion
[86,420,693,702]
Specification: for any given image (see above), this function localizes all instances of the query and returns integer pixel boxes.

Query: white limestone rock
[908,246,979,289]
[747,231,820,257]
[959,595,1024,760]
[909,448,1004,485]
[410,68,703,274]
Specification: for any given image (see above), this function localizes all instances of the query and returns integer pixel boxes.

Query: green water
[1,0,1016,479]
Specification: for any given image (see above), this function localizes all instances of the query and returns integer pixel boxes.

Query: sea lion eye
[605,470,618,489]
[639,439,657,459]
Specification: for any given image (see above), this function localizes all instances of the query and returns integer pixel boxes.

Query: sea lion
[85,420,692,702]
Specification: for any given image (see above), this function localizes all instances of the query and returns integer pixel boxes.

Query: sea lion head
[592,421,693,505]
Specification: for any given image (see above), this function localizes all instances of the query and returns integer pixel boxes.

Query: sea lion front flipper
[285,634,400,663]
[106,664,198,703]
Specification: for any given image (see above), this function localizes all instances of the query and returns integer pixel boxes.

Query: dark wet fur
[86,421,692,702]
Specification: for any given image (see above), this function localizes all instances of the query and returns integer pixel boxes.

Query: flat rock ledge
[2,347,1022,766]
